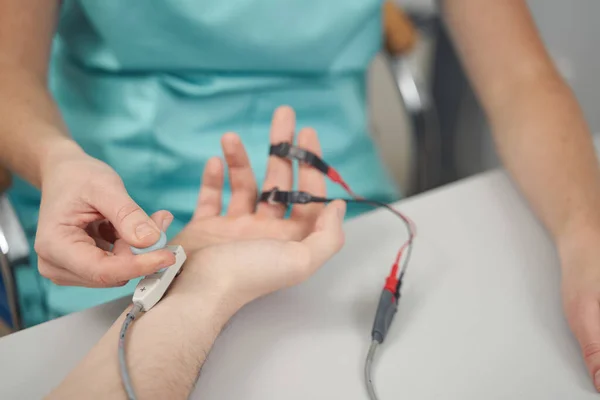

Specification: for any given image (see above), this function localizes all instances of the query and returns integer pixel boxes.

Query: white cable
[118,244,187,399]
[365,340,380,400]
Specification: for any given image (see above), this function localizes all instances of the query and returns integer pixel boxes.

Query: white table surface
[0,171,594,399]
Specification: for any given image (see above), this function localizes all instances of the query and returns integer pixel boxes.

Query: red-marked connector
[384,262,400,294]
[327,168,362,199]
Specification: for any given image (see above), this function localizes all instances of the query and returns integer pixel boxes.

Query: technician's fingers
[89,182,162,248]
[257,106,296,218]
[291,127,326,227]
[297,201,346,279]
[37,211,175,287]
[88,249,174,285]
[38,259,126,288]
[193,157,224,220]
[114,211,174,254]
[569,300,600,390]
[222,133,258,216]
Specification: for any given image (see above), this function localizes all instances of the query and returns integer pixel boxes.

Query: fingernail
[161,215,174,231]
[594,370,600,390]
[135,222,158,240]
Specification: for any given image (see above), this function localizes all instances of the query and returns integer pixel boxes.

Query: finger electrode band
[258,188,328,205]
[269,143,330,174]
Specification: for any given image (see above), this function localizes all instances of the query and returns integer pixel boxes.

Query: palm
[172,107,329,254]
[175,215,298,252]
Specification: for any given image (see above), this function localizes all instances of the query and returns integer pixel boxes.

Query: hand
[170,121,346,307]
[35,142,175,287]
[172,106,330,252]
[560,227,600,390]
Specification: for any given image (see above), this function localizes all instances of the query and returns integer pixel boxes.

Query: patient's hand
[170,106,346,305]
[172,106,329,253]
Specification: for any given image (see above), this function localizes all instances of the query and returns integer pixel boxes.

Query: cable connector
[132,245,187,312]
[371,288,398,344]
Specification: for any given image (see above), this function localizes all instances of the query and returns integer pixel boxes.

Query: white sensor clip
[131,244,187,312]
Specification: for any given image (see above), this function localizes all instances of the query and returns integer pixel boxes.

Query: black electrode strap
[269,143,330,175]
[258,188,328,205]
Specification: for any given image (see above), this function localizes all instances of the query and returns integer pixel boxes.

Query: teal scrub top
[9,0,399,326]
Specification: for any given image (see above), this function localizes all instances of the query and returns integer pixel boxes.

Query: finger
[92,236,113,252]
[222,133,258,216]
[256,106,296,218]
[89,246,174,285]
[38,258,126,288]
[89,182,162,248]
[193,157,224,220]
[291,127,326,225]
[298,200,346,276]
[38,258,85,286]
[150,210,174,232]
[113,210,174,255]
[36,220,175,287]
[570,300,600,389]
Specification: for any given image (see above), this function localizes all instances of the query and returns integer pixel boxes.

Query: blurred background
[370,0,600,193]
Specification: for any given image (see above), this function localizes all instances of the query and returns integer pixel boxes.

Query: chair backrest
[371,4,440,195]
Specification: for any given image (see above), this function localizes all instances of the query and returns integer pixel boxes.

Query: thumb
[91,184,161,248]
[571,300,600,391]
[301,200,346,270]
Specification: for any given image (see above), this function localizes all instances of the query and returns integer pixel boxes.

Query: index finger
[291,127,326,225]
[73,243,175,286]
[256,106,296,218]
[41,226,175,286]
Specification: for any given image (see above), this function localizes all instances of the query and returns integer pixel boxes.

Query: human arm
[441,0,600,387]
[0,0,171,286]
[48,124,346,399]
[0,0,72,187]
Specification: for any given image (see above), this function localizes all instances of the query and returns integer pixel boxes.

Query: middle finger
[257,106,296,218]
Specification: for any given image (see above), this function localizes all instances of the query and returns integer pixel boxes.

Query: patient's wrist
[167,256,242,320]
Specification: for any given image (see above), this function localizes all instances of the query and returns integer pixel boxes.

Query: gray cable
[119,302,143,400]
[365,340,380,400]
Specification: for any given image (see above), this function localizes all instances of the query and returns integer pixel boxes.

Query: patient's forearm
[48,288,235,400]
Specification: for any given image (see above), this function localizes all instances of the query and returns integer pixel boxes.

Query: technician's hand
[560,229,600,390]
[35,143,175,287]
[172,106,331,252]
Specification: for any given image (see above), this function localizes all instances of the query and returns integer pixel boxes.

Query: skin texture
[0,0,170,287]
[48,120,347,400]
[442,0,600,387]
[0,0,600,390]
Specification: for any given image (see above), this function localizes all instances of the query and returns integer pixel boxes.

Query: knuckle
[37,261,53,279]
[34,236,50,256]
[91,270,113,286]
[583,342,600,361]
[115,203,143,225]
